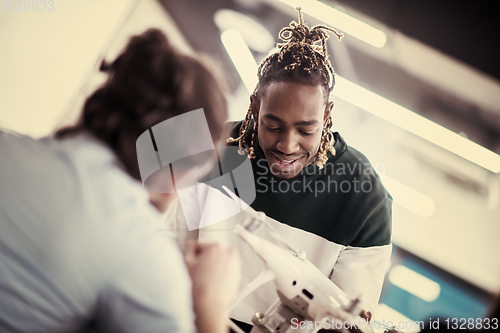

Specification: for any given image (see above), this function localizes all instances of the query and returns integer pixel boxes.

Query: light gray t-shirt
[0,131,194,333]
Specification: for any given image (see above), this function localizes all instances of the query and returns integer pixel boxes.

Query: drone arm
[229,269,275,312]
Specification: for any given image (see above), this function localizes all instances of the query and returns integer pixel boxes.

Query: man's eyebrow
[263,114,284,123]
[294,120,318,126]
[263,114,318,126]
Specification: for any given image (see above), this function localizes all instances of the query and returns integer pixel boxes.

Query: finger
[184,240,198,265]
[227,247,241,261]
[359,310,372,322]
[196,242,222,256]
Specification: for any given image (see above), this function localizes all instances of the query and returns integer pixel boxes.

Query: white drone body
[223,186,373,333]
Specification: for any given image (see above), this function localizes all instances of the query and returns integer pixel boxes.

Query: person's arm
[94,229,196,333]
[93,231,241,333]
[184,241,242,333]
[330,244,392,316]
[329,196,393,315]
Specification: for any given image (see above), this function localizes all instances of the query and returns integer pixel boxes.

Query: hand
[184,240,242,333]
[359,310,372,322]
[347,310,373,333]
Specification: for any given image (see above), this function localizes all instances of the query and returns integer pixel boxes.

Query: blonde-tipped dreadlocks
[227,7,343,169]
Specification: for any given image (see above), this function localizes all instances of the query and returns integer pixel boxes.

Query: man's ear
[250,94,260,122]
[324,101,334,122]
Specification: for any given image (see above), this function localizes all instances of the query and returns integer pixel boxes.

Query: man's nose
[276,131,300,155]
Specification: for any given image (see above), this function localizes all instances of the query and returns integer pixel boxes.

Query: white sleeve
[329,244,392,312]
[95,230,195,333]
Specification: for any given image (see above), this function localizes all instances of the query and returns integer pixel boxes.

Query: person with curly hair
[0,29,240,333]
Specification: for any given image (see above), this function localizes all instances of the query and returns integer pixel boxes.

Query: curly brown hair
[227,8,343,169]
[57,28,228,181]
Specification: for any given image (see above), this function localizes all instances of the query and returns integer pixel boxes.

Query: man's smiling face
[252,81,333,179]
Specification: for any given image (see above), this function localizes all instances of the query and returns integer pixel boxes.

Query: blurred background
[1,0,499,330]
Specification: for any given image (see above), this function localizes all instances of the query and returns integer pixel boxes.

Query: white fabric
[163,186,391,324]
[0,131,194,333]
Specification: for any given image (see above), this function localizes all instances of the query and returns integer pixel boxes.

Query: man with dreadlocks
[226,8,392,327]
[165,8,392,331]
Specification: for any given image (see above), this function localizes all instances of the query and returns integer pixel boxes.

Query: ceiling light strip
[333,76,500,173]
[389,265,441,302]
[221,29,258,93]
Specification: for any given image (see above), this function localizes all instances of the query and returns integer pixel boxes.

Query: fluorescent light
[221,29,258,93]
[389,265,441,302]
[278,0,387,48]
[214,9,274,53]
[333,76,500,173]
[379,174,435,218]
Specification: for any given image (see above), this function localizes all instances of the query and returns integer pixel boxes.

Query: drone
[222,186,394,333]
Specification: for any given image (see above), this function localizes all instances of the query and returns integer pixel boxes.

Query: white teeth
[278,157,297,163]
[272,153,299,164]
